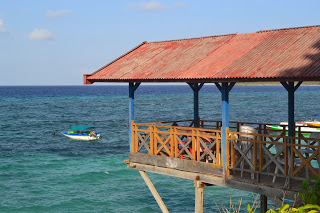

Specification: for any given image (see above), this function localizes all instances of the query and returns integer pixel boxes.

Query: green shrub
[264,204,320,213]
[299,176,320,206]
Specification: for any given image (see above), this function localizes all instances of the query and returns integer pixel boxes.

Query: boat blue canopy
[71,125,95,131]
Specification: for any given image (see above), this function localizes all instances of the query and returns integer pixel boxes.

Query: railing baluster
[131,123,134,153]
[259,135,263,172]
[319,143,320,177]
[174,127,178,158]
[217,132,221,164]
[231,133,235,168]
[150,125,154,155]
[226,129,230,177]
[290,137,293,177]
[170,127,174,157]
[192,129,195,161]
[134,122,138,152]
[254,135,257,172]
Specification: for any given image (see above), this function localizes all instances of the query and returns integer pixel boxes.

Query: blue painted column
[221,83,229,169]
[129,82,141,153]
[288,82,295,137]
[188,83,204,128]
[215,82,235,177]
[281,81,302,138]
[194,83,199,127]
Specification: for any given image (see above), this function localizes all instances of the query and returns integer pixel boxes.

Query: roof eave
[84,76,320,84]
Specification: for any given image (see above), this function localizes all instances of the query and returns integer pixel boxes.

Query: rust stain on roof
[85,25,320,83]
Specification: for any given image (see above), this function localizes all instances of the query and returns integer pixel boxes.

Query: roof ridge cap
[146,25,320,43]
[256,25,320,33]
[147,33,237,44]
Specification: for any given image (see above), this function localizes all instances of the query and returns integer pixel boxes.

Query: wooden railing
[227,130,320,182]
[131,121,222,166]
[131,120,320,183]
[145,119,318,137]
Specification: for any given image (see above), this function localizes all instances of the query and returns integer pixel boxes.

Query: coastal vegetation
[215,177,320,212]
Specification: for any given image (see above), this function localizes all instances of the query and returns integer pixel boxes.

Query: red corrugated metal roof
[84,25,320,84]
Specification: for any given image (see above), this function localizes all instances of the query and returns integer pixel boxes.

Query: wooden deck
[128,120,320,201]
[127,153,299,202]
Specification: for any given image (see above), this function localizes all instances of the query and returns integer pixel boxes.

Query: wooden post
[288,82,294,138]
[188,83,204,127]
[260,194,268,213]
[280,81,302,138]
[194,83,199,128]
[139,171,169,213]
[222,83,228,181]
[215,82,235,180]
[129,82,141,152]
[194,177,204,213]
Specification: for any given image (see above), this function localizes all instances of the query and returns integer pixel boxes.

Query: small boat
[266,117,320,136]
[306,116,320,127]
[62,125,100,140]
[306,123,320,127]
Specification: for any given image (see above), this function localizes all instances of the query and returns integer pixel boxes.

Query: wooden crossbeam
[281,81,303,92]
[214,82,236,93]
[175,135,193,159]
[198,137,217,163]
[155,133,171,155]
[139,171,169,213]
[261,144,285,174]
[137,132,151,153]
[292,147,318,177]
[233,141,254,169]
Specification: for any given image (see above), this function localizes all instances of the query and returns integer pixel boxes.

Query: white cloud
[45,9,71,18]
[127,1,166,11]
[142,1,166,10]
[28,29,54,40]
[0,18,9,33]
[126,1,186,11]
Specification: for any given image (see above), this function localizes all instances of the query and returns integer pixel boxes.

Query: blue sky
[1,0,319,85]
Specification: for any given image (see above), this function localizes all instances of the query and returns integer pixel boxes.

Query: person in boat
[89,131,97,137]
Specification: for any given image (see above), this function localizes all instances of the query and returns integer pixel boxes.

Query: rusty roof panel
[179,32,271,79]
[120,35,235,80]
[214,28,309,79]
[86,25,320,83]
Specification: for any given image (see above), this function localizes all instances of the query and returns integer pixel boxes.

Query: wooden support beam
[194,177,204,213]
[139,171,169,213]
[129,153,223,176]
[260,194,268,213]
[129,162,299,201]
[83,74,92,84]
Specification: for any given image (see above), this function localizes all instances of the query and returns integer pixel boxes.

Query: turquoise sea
[1,85,320,212]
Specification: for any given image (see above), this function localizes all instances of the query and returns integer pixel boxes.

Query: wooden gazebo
[84,25,320,212]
